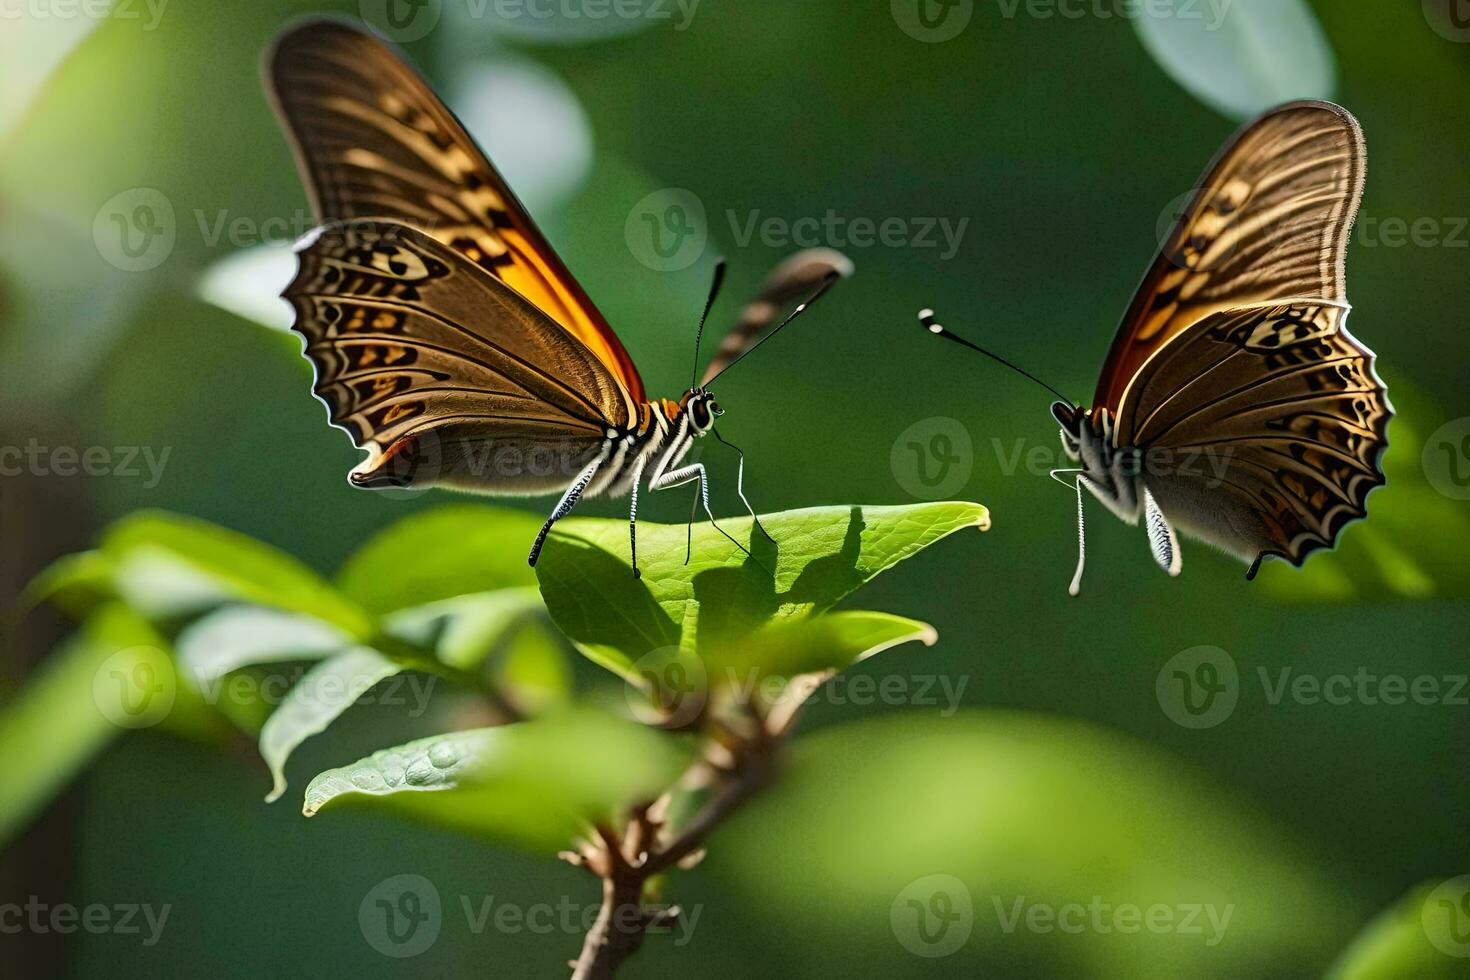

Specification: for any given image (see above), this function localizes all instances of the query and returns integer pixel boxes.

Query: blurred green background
[2,0,1469,976]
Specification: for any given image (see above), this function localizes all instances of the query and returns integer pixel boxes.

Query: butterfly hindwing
[285,219,627,491]
[266,19,647,402]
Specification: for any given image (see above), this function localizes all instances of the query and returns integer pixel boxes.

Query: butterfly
[921,100,1390,595]
[265,20,850,576]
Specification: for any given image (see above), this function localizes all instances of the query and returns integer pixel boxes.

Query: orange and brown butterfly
[921,101,1390,594]
[264,19,851,575]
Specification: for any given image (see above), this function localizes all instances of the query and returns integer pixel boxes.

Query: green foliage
[302,711,691,851]
[534,502,989,682]
[1326,880,1470,979]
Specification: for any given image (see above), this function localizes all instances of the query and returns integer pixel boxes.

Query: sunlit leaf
[1326,879,1469,979]
[335,505,542,615]
[17,549,115,619]
[383,588,545,671]
[302,711,690,851]
[176,606,350,689]
[194,242,295,331]
[100,511,372,635]
[706,610,937,682]
[260,647,402,804]
[1132,0,1335,120]
[535,503,988,681]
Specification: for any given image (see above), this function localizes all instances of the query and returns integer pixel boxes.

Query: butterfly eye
[711,401,724,417]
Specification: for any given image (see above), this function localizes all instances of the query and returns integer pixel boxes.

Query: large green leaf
[1326,879,1470,980]
[535,502,988,681]
[302,711,690,851]
[1132,0,1335,121]
[334,505,542,615]
[259,647,403,804]
[100,511,371,635]
[383,588,545,671]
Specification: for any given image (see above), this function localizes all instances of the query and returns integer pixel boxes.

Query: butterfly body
[267,21,847,573]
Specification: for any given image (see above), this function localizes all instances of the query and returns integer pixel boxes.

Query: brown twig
[567,701,792,979]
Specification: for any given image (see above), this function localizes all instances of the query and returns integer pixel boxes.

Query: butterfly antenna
[918,309,1074,405]
[692,260,728,389]
[707,271,841,383]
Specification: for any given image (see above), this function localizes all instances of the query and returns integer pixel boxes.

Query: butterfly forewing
[267,19,647,403]
[285,219,628,490]
[1096,101,1366,412]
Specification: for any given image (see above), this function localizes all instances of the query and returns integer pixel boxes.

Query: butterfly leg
[1051,469,1088,598]
[1142,486,1182,578]
[528,452,607,568]
[649,463,755,564]
[712,430,774,543]
[627,455,648,580]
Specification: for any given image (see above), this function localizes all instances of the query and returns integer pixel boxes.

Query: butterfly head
[683,386,724,435]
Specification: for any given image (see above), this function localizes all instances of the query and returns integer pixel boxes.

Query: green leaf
[259,647,403,803]
[302,711,690,851]
[335,505,543,615]
[17,549,115,619]
[176,606,352,686]
[0,604,216,847]
[1259,375,1470,602]
[1327,879,1470,979]
[1132,0,1336,121]
[493,620,573,714]
[706,610,937,683]
[535,502,987,681]
[101,511,371,635]
[383,588,545,671]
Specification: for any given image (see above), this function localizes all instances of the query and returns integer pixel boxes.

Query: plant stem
[568,703,789,979]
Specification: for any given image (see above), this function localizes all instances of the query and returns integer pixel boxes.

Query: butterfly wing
[285,219,630,492]
[1095,101,1365,413]
[1117,301,1390,572]
[266,19,647,403]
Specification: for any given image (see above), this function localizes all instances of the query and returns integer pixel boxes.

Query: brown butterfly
[922,101,1390,594]
[265,20,850,575]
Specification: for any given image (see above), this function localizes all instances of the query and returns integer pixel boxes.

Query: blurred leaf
[302,711,690,851]
[493,620,574,714]
[0,604,216,847]
[259,646,401,804]
[1260,375,1470,602]
[18,549,115,619]
[176,606,350,689]
[383,588,545,671]
[536,503,988,681]
[1327,879,1469,979]
[0,10,99,141]
[194,241,295,331]
[1132,0,1335,121]
[718,710,1350,977]
[707,610,938,682]
[335,505,542,615]
[101,510,372,635]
